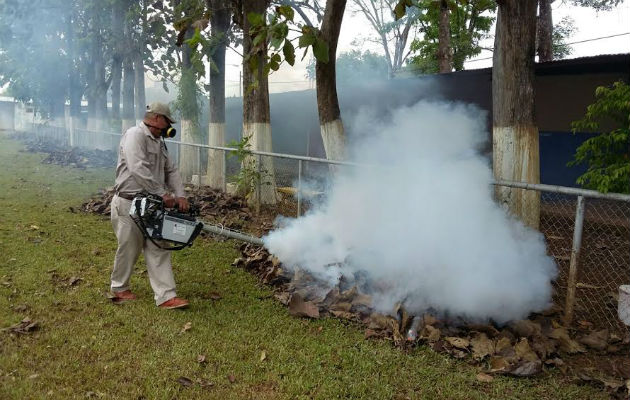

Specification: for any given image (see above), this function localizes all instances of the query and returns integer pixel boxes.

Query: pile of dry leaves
[234,243,630,398]
[17,135,117,169]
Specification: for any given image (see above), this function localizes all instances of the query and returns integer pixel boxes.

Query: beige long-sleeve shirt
[114,122,185,198]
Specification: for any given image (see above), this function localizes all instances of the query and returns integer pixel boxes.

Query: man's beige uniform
[111,122,185,305]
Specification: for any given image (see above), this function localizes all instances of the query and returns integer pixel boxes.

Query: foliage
[226,135,266,198]
[570,0,625,10]
[0,0,79,117]
[243,5,330,93]
[551,16,577,60]
[305,50,389,82]
[405,0,495,74]
[569,81,630,193]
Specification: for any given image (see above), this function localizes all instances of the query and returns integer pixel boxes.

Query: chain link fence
[14,123,630,333]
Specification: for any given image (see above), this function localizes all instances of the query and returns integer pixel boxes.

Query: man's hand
[176,197,189,212]
[162,194,175,208]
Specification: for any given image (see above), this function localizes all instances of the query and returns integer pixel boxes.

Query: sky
[215,1,630,97]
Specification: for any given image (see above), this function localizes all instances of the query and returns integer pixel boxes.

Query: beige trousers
[110,195,177,305]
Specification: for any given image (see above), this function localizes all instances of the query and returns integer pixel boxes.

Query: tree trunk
[179,28,198,184]
[134,52,146,121]
[537,0,553,62]
[316,0,347,165]
[122,56,136,132]
[94,36,108,130]
[111,57,122,122]
[438,0,452,73]
[111,1,124,126]
[206,0,230,190]
[243,0,276,206]
[66,9,82,142]
[492,0,540,229]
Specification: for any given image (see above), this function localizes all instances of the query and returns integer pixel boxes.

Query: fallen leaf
[197,378,214,388]
[197,354,207,364]
[180,322,192,333]
[476,373,494,383]
[227,375,236,384]
[489,356,511,373]
[544,357,565,367]
[423,314,438,326]
[530,335,557,359]
[549,327,586,354]
[422,325,441,342]
[508,360,542,377]
[208,292,222,301]
[67,276,82,286]
[12,304,28,313]
[330,310,356,320]
[364,329,380,339]
[274,292,290,305]
[495,337,512,354]
[288,293,320,319]
[514,338,540,362]
[330,302,352,312]
[260,350,267,362]
[578,329,608,351]
[4,318,39,334]
[509,320,541,338]
[445,337,470,350]
[177,377,193,387]
[471,333,495,360]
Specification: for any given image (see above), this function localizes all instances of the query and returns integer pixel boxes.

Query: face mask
[145,122,176,138]
[161,126,176,138]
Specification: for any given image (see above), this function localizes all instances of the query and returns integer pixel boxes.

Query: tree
[569,81,630,193]
[351,0,418,77]
[239,0,278,206]
[206,0,232,190]
[571,0,624,10]
[405,0,495,74]
[172,0,206,183]
[316,0,348,164]
[0,0,75,122]
[551,16,576,59]
[245,1,348,169]
[492,0,540,228]
[538,0,620,63]
[536,0,553,62]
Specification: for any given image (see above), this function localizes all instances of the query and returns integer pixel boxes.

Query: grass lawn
[0,133,606,399]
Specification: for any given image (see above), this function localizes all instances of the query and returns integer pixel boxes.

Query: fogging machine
[129,193,203,250]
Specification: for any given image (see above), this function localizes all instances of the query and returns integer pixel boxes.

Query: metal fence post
[297,159,302,217]
[256,154,261,215]
[222,149,227,193]
[564,195,586,326]
[197,145,202,190]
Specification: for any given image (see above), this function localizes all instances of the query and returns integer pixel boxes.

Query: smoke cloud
[263,101,557,324]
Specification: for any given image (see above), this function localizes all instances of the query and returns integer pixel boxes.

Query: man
[110,102,190,309]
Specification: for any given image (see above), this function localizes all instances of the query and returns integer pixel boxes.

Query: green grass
[0,133,606,399]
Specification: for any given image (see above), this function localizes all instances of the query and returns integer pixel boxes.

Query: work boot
[158,297,189,309]
[109,290,137,303]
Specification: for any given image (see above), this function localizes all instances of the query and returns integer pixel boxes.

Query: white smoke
[263,101,557,324]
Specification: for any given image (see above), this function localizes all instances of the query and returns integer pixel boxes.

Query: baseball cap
[146,102,176,124]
